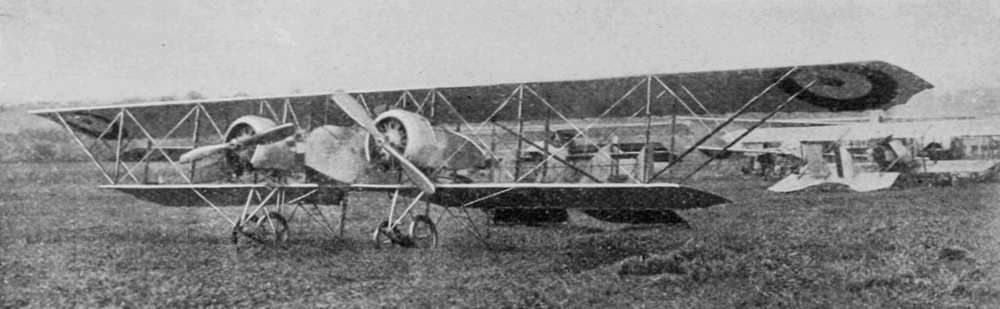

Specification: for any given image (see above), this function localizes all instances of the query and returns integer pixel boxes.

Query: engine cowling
[223,116,277,175]
[372,109,440,168]
[369,109,489,171]
[225,116,277,141]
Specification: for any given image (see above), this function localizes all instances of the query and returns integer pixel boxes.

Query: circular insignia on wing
[64,112,127,140]
[777,64,899,111]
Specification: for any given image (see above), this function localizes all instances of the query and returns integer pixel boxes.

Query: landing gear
[373,220,409,248]
[409,215,438,249]
[256,212,290,244]
[372,190,440,249]
[232,212,289,247]
[372,215,439,249]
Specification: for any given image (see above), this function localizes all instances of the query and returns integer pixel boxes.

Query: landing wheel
[231,214,259,246]
[373,219,434,249]
[373,220,388,249]
[373,220,412,248]
[254,212,290,244]
[232,212,289,246]
[408,215,438,249]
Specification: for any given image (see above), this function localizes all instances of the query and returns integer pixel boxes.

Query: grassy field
[2,162,999,308]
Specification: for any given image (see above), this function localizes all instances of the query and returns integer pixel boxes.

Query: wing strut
[55,112,114,183]
[441,206,493,250]
[430,88,520,181]
[649,67,799,181]
[678,80,816,183]
[491,121,603,183]
[681,85,737,140]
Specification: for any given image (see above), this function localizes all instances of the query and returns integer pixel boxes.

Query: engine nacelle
[372,109,441,168]
[225,116,277,141]
[224,116,278,175]
[369,109,490,171]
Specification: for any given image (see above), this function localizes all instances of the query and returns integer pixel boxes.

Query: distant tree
[186,91,205,100]
[119,97,148,104]
[231,92,251,98]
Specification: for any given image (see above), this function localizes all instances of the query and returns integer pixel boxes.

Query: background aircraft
[703,118,1000,192]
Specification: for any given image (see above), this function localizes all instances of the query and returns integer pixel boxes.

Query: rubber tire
[408,215,438,249]
[255,212,289,244]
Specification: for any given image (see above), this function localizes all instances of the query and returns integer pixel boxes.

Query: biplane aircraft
[703,118,1000,192]
[29,61,931,248]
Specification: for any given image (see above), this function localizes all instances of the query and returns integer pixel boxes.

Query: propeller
[178,123,297,164]
[331,91,436,194]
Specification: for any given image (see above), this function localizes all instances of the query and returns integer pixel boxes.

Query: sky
[2,0,999,112]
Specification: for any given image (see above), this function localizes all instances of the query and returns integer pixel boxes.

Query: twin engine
[223,110,490,183]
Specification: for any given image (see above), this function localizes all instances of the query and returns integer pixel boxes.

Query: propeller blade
[179,123,296,164]
[331,90,434,194]
[234,123,297,146]
[179,144,233,163]
[331,91,383,140]
[382,144,436,195]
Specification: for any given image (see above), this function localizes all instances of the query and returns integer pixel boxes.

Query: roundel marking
[777,64,899,111]
[791,69,873,100]
[64,112,127,140]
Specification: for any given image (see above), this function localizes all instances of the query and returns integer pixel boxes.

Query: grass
[2,162,999,308]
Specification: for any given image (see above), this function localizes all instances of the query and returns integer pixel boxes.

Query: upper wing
[29,61,930,140]
[28,93,348,141]
[426,61,931,124]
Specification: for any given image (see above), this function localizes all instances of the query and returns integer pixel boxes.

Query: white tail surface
[769,172,899,192]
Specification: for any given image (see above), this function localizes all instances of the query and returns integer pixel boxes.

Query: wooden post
[514,85,525,181]
[429,90,436,124]
[114,111,124,184]
[669,87,678,181]
[542,107,551,181]
[144,140,152,184]
[644,77,653,183]
[490,123,497,182]
[189,107,201,181]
